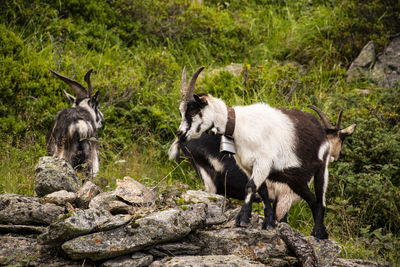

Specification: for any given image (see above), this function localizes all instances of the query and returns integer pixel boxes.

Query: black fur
[46,106,98,172]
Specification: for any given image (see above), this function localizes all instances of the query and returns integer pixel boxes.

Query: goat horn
[308,105,334,129]
[181,66,205,102]
[180,66,188,100]
[336,109,343,130]
[49,69,88,98]
[84,69,94,97]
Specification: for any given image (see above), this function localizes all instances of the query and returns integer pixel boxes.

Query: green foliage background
[1,0,399,264]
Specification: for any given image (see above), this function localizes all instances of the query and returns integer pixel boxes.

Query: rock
[347,37,400,87]
[35,156,82,197]
[0,224,47,235]
[205,203,228,225]
[0,234,93,266]
[108,200,135,215]
[149,241,201,257]
[182,189,227,207]
[101,252,153,267]
[372,36,400,87]
[76,181,102,209]
[149,255,265,267]
[188,227,289,262]
[61,204,207,261]
[333,258,392,267]
[115,176,157,206]
[39,208,132,245]
[89,190,118,211]
[0,193,65,225]
[346,41,377,82]
[279,222,340,267]
[44,190,77,206]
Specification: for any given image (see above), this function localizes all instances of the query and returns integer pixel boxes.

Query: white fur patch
[208,156,224,173]
[168,138,180,160]
[198,167,217,193]
[322,158,329,207]
[92,151,99,176]
[69,120,93,138]
[233,103,300,182]
[318,141,330,161]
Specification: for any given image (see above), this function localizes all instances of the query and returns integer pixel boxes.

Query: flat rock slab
[150,255,265,267]
[0,193,65,225]
[0,234,93,267]
[62,204,207,261]
[101,252,153,267]
[188,227,289,262]
[115,176,157,206]
[39,208,132,245]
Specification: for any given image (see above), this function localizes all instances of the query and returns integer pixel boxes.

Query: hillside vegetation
[1,0,399,264]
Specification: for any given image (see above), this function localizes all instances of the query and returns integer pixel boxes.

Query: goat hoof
[311,227,329,240]
[262,220,276,230]
[235,214,251,227]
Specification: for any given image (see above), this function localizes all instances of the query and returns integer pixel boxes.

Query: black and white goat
[169,106,356,223]
[173,66,341,239]
[46,69,104,177]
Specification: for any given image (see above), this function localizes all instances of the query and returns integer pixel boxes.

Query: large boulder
[35,156,82,197]
[0,193,65,225]
[61,204,207,261]
[346,37,400,87]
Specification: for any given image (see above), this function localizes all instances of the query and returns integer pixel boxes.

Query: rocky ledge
[0,157,392,266]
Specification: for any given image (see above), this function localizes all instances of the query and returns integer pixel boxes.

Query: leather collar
[225,107,235,138]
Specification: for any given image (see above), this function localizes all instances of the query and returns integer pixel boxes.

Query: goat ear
[340,123,356,136]
[194,94,207,107]
[64,90,76,104]
[92,90,100,100]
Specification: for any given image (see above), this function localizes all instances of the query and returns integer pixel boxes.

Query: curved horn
[308,105,334,129]
[84,68,94,96]
[49,69,88,98]
[336,109,343,130]
[180,66,189,100]
[181,66,205,102]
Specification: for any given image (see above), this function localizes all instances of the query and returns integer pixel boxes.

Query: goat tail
[168,138,181,161]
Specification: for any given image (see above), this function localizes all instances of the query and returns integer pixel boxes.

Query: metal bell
[220,135,236,154]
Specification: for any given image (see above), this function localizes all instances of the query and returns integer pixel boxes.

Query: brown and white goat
[46,69,104,177]
[175,66,334,239]
[169,106,356,223]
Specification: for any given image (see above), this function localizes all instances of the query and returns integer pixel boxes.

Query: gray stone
[188,227,289,262]
[62,204,207,261]
[108,200,134,215]
[0,224,47,235]
[76,181,102,209]
[89,190,118,211]
[205,203,228,225]
[149,241,201,257]
[149,255,265,267]
[279,222,340,267]
[39,208,131,245]
[44,190,77,206]
[115,176,157,206]
[182,190,227,207]
[0,193,65,225]
[35,156,82,197]
[0,234,91,267]
[347,37,400,87]
[101,252,153,267]
[333,258,392,267]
